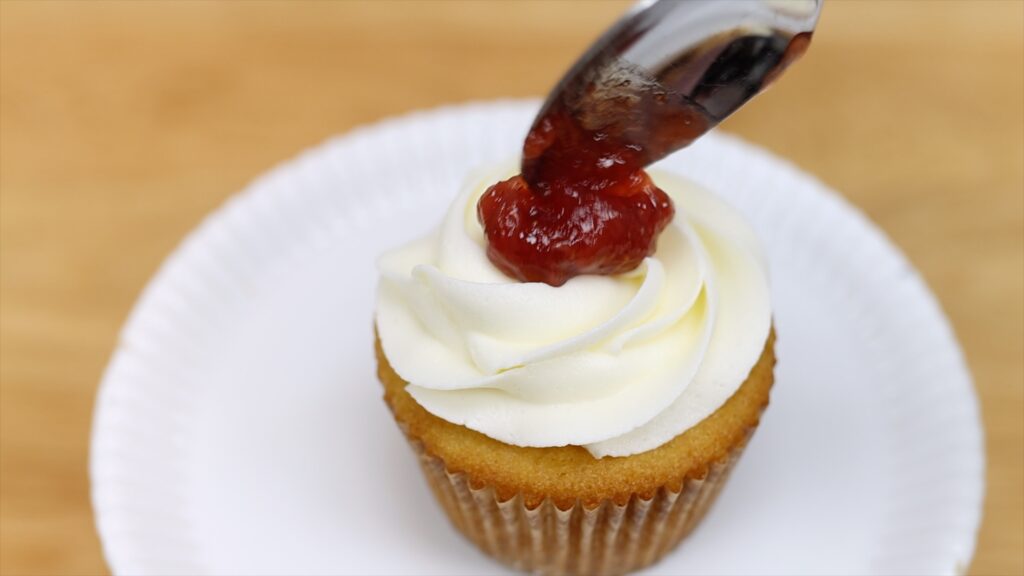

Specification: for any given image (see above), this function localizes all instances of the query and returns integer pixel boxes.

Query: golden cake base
[376,332,775,575]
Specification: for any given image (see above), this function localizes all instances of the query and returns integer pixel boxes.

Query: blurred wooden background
[1,1,1021,574]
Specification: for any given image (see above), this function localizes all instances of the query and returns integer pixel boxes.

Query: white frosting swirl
[375,164,771,458]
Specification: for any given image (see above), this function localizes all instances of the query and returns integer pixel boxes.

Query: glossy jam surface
[478,101,681,287]
[478,171,673,287]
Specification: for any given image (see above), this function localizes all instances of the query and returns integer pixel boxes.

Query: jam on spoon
[478,0,818,287]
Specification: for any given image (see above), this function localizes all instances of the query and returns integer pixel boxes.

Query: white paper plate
[91,101,984,576]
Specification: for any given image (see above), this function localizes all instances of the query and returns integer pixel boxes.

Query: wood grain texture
[1,1,1020,574]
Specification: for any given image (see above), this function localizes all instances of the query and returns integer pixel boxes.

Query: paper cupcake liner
[404,433,749,576]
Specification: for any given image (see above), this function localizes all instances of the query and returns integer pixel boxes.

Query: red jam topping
[478,100,688,287]
[478,171,673,287]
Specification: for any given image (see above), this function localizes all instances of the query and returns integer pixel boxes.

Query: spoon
[522,0,822,188]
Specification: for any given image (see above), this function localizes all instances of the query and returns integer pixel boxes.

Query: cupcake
[374,162,774,574]
[372,4,820,570]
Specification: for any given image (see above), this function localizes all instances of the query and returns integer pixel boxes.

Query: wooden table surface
[1,1,1021,574]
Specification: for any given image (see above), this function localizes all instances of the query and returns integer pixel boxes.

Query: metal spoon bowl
[522,0,822,183]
